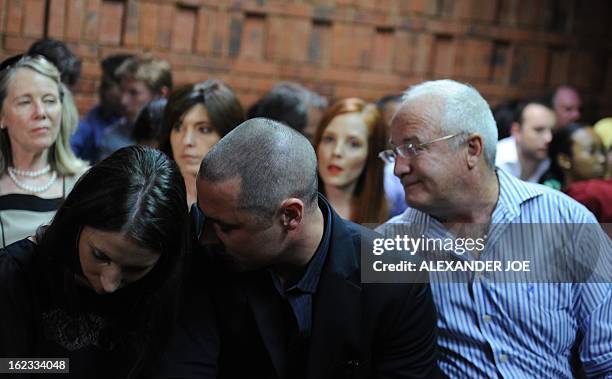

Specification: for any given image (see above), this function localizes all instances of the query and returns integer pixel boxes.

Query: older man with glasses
[378,79,611,378]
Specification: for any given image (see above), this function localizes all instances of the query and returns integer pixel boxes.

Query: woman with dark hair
[540,123,610,221]
[314,98,388,223]
[0,146,189,378]
[541,123,606,190]
[159,79,245,205]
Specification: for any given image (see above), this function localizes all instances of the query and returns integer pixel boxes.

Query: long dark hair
[540,123,587,186]
[36,145,188,378]
[159,79,245,159]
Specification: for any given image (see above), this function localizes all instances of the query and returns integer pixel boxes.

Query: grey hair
[401,79,498,169]
[198,118,318,220]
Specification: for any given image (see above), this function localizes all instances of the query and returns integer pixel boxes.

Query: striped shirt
[384,169,612,378]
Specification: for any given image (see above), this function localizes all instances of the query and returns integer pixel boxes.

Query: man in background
[71,54,134,164]
[496,100,555,182]
[97,55,172,161]
[551,85,581,129]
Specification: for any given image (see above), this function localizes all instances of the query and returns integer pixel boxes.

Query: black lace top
[0,238,154,378]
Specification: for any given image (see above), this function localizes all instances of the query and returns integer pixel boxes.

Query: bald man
[159,118,440,379]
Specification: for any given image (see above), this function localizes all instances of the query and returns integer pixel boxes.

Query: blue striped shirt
[384,169,612,378]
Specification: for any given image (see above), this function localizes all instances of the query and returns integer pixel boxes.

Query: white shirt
[495,136,549,182]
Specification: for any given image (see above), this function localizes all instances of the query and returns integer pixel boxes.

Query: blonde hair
[0,55,87,176]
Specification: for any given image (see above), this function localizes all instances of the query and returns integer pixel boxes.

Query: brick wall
[1,0,611,122]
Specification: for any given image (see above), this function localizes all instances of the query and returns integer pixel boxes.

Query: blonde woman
[0,54,87,247]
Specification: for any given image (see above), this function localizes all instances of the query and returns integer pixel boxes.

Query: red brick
[456,38,493,80]
[66,0,85,41]
[172,6,196,52]
[172,69,208,86]
[491,42,512,84]
[140,1,157,49]
[470,0,498,23]
[239,14,265,61]
[569,51,605,89]
[80,59,100,79]
[99,1,123,44]
[83,0,101,42]
[156,3,174,49]
[331,23,373,69]
[211,10,230,57]
[22,0,44,37]
[266,16,309,63]
[510,45,549,87]
[0,0,7,35]
[47,0,66,39]
[232,60,277,76]
[393,31,433,75]
[548,48,569,86]
[195,7,212,55]
[74,78,96,93]
[432,35,455,77]
[371,28,394,72]
[71,43,100,59]
[123,0,139,46]
[308,21,332,66]
[6,0,23,34]
[3,35,36,52]
[74,93,98,116]
[399,0,438,16]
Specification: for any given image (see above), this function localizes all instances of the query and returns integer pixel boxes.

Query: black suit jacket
[159,206,440,379]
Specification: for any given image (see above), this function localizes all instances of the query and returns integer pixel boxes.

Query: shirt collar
[272,193,332,295]
[492,168,544,222]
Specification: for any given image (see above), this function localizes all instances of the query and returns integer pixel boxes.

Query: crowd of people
[0,38,609,378]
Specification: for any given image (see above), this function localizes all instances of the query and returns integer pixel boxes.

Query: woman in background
[314,98,388,223]
[0,54,87,247]
[541,122,610,221]
[0,146,189,378]
[159,79,244,206]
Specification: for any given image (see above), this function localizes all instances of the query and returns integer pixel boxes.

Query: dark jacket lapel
[245,272,287,379]
[307,211,364,378]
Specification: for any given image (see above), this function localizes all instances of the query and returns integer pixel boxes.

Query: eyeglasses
[378,133,463,164]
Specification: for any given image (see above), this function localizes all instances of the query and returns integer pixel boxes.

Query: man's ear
[465,133,484,169]
[279,198,304,231]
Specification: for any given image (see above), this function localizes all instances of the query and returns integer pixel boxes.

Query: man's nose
[393,154,412,178]
[99,265,123,294]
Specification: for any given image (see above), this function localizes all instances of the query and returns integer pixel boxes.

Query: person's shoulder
[0,239,37,283]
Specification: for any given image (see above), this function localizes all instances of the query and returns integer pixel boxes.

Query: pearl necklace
[7,169,57,193]
[8,165,51,177]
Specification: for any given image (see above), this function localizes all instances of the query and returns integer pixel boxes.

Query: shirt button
[483,314,492,322]
[499,354,509,363]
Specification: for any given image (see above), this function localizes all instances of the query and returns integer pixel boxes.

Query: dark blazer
[160,206,440,379]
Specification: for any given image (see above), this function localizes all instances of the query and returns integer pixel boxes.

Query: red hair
[314,98,388,223]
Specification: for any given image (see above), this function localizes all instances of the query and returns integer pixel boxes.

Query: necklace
[7,169,57,193]
[8,165,51,177]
